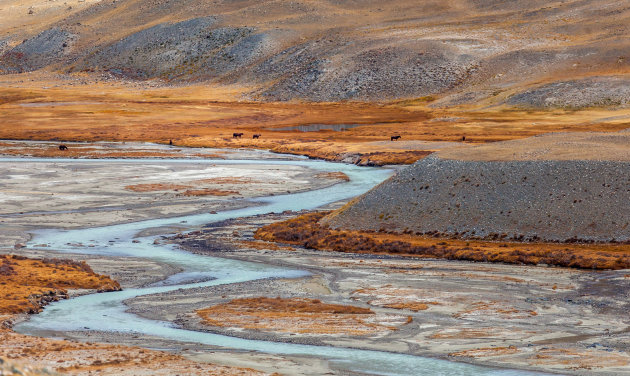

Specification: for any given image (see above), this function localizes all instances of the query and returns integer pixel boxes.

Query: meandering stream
[11,156,550,375]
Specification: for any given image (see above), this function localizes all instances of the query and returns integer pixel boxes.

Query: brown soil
[254,212,630,270]
[194,177,259,185]
[380,302,430,311]
[196,297,399,336]
[0,255,120,315]
[125,178,258,195]
[314,172,350,182]
[125,183,192,192]
[179,189,240,197]
[449,346,519,358]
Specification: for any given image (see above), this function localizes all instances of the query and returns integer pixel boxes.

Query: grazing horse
[390,135,401,141]
[58,144,68,151]
[252,134,261,139]
[232,132,244,138]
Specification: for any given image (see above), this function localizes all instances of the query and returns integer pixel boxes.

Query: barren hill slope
[324,130,630,243]
[1,0,630,105]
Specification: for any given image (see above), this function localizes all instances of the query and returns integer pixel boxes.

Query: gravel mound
[507,76,630,109]
[325,154,630,242]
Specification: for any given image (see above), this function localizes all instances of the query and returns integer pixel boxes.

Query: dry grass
[2,75,629,165]
[528,347,630,369]
[197,297,402,336]
[194,177,259,185]
[381,302,429,311]
[0,329,267,375]
[314,172,350,182]
[0,144,223,159]
[179,188,240,197]
[254,212,630,270]
[449,346,519,358]
[453,301,537,320]
[351,286,440,311]
[430,328,504,339]
[0,255,120,314]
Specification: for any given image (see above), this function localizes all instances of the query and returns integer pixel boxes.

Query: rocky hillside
[324,130,630,243]
[1,0,630,106]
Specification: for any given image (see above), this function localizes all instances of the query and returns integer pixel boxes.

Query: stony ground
[326,131,630,242]
[2,0,630,106]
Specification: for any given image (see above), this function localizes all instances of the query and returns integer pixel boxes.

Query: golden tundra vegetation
[0,254,268,375]
[2,0,630,374]
[196,297,406,336]
[2,0,630,163]
[255,212,630,270]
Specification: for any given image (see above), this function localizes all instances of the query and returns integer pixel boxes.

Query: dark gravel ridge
[325,155,630,242]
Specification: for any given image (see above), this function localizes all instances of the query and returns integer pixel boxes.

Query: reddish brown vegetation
[254,212,630,270]
[0,255,120,315]
[196,297,400,335]
[381,302,429,311]
[449,346,519,358]
[314,171,350,181]
[125,183,191,192]
[179,188,240,197]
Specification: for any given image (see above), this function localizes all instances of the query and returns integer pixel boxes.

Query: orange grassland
[254,212,630,270]
[0,328,267,376]
[0,254,120,315]
[196,297,402,336]
[2,73,630,164]
[0,254,268,375]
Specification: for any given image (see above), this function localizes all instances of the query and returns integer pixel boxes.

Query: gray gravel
[326,155,630,242]
[75,17,269,80]
[0,28,76,73]
[507,76,630,109]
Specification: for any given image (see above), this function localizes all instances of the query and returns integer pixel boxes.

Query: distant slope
[1,0,630,105]
[323,130,630,242]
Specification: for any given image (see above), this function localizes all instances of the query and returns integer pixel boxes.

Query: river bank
[1,147,627,375]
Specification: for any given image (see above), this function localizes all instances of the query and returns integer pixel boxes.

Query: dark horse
[58,145,68,151]
[233,132,244,138]
[390,135,401,141]
[252,134,261,139]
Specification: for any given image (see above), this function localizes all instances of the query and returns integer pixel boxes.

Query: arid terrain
[2,0,630,164]
[2,0,630,375]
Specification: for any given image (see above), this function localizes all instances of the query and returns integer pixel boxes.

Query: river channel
[10,156,551,376]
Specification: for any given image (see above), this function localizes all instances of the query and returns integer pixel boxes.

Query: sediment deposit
[325,131,630,242]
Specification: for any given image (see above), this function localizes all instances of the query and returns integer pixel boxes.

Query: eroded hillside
[2,0,630,106]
